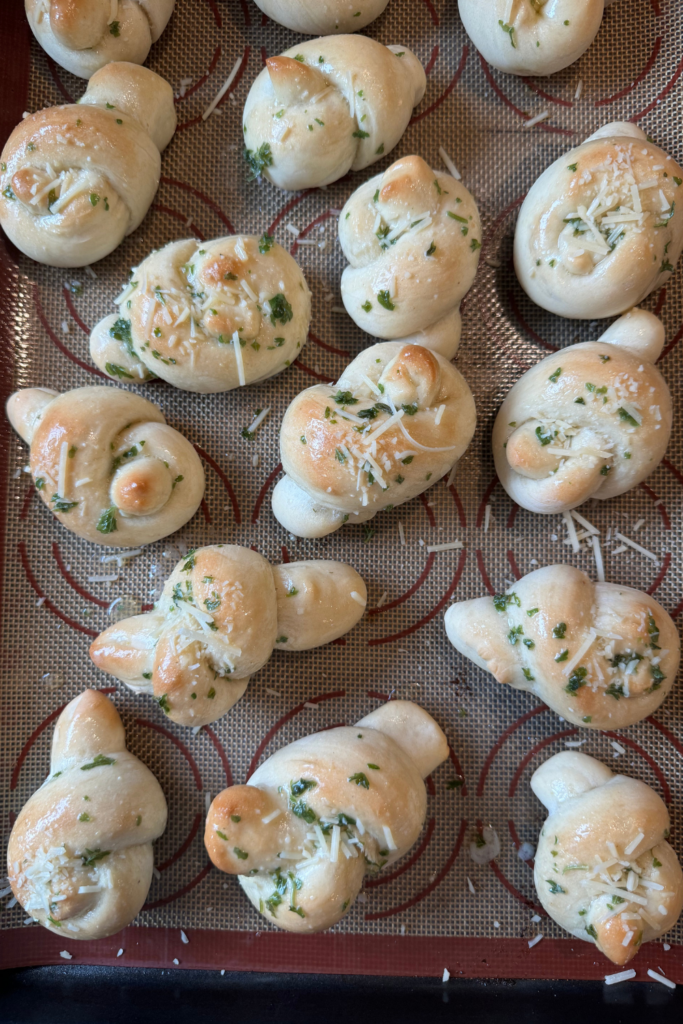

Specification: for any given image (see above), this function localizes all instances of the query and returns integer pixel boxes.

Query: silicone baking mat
[0,0,682,983]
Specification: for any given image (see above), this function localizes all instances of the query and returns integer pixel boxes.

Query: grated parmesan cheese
[647,969,675,989]
[202,57,243,120]
[605,969,636,985]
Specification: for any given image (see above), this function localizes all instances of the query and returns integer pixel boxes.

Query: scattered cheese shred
[233,330,246,386]
[202,56,243,120]
[562,511,580,553]
[438,146,461,181]
[605,969,636,985]
[647,969,675,990]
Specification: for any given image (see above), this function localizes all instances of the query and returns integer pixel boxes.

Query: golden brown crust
[277,341,476,527]
[90,545,366,727]
[7,690,167,940]
[6,385,204,546]
[492,319,672,514]
[205,701,448,933]
[532,752,683,964]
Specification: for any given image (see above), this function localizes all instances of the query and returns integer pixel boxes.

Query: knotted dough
[242,36,426,191]
[90,545,367,727]
[272,341,476,538]
[492,309,671,515]
[0,61,176,267]
[514,122,683,319]
[339,154,481,359]
[8,689,167,940]
[90,235,312,392]
[458,0,606,77]
[252,0,389,35]
[532,751,683,964]
[444,564,680,730]
[205,700,449,932]
[6,385,204,546]
[26,0,176,79]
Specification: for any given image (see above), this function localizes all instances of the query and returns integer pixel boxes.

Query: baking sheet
[0,0,682,981]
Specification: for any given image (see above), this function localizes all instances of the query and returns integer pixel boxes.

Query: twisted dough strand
[90,236,311,392]
[514,122,683,319]
[458,0,605,77]
[339,155,481,358]
[8,689,167,940]
[26,0,176,79]
[6,385,205,546]
[532,752,683,964]
[90,545,367,726]
[0,61,176,267]
[205,700,448,932]
[251,0,389,34]
[492,309,672,515]
[272,341,476,538]
[444,564,680,730]
[242,36,426,191]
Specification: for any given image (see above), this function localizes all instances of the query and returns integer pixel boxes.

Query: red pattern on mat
[364,818,468,919]
[368,548,467,646]
[246,691,346,779]
[193,444,241,523]
[19,540,98,638]
[0,927,682,979]
[365,818,436,889]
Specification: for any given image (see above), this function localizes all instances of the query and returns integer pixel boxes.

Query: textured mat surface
[0,0,682,981]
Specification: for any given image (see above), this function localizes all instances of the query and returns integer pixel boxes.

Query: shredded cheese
[233,331,245,386]
[202,56,243,120]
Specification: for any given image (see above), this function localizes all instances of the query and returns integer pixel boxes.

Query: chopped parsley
[546,880,565,894]
[258,233,274,254]
[535,425,554,446]
[332,390,358,406]
[81,754,116,771]
[105,363,134,379]
[269,293,293,325]
[51,495,79,512]
[233,847,249,860]
[618,407,639,427]
[548,367,562,383]
[377,290,395,310]
[498,20,516,46]
[244,143,273,181]
[493,592,520,612]
[96,506,117,534]
[565,666,587,694]
[348,772,370,789]
[553,623,566,639]
[156,694,171,714]
[81,849,110,867]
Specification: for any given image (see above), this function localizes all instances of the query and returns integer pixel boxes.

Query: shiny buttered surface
[458,0,606,77]
[25,0,176,79]
[339,154,481,359]
[514,123,683,319]
[90,545,367,727]
[6,385,205,546]
[0,61,176,268]
[205,700,448,932]
[272,341,476,538]
[90,236,312,393]
[492,309,672,515]
[242,36,426,191]
[444,564,680,730]
[8,690,168,940]
[251,0,389,34]
[531,752,683,965]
